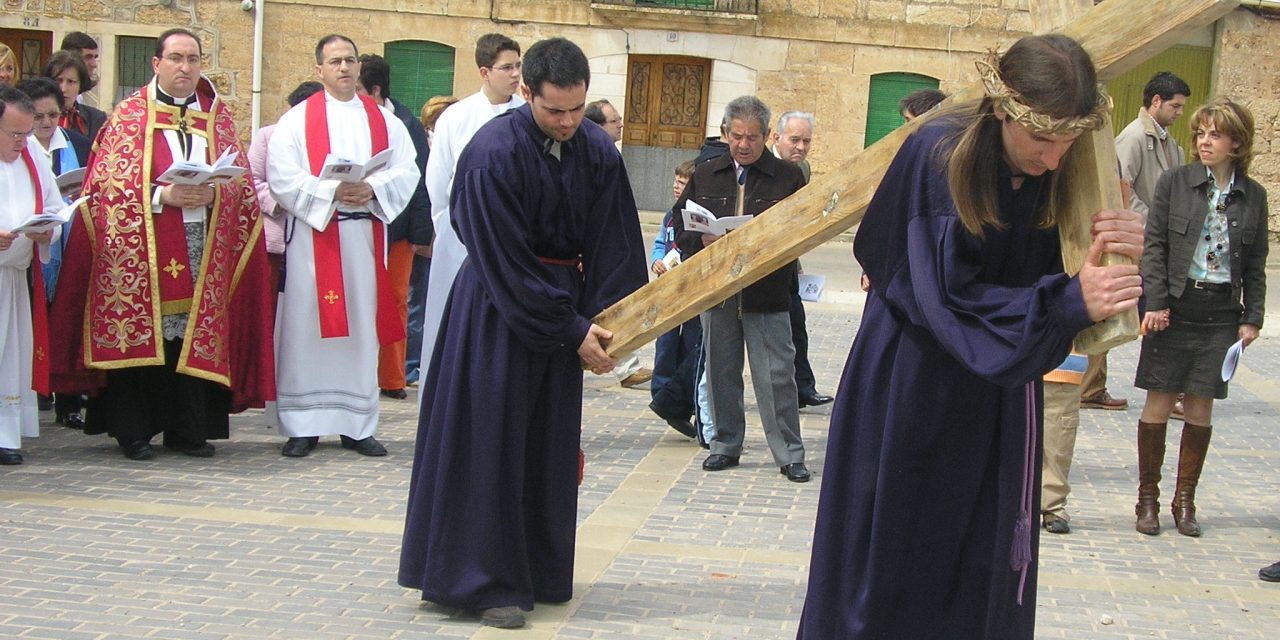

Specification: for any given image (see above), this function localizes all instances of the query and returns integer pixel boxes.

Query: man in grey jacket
[1080,71,1191,412]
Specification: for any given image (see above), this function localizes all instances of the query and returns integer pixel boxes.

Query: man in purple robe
[398,37,647,630]
[796,34,1146,639]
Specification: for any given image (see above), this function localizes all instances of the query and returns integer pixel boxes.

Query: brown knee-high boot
[1171,422,1212,537]
[1135,420,1167,535]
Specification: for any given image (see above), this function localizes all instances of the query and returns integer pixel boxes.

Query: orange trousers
[377,239,414,390]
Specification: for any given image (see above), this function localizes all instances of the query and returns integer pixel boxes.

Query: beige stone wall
[1215,8,1280,239]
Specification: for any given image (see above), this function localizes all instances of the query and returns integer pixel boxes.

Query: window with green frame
[384,40,455,114]
[116,35,157,103]
[863,72,939,148]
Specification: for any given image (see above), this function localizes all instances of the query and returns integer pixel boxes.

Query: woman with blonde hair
[0,44,16,86]
[1132,97,1268,538]
[419,95,458,147]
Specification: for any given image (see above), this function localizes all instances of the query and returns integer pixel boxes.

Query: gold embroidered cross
[163,258,186,279]
[35,347,45,361]
[324,290,340,305]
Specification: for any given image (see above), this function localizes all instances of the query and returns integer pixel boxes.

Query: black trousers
[102,339,231,448]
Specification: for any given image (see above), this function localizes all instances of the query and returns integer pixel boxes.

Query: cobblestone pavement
[2,244,1277,639]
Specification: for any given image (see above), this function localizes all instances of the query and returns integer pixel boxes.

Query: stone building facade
[2,0,1276,226]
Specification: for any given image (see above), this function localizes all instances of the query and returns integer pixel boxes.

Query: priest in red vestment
[49,28,275,461]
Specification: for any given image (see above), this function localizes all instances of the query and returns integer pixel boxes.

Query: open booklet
[318,148,392,183]
[56,168,86,197]
[156,146,246,186]
[9,195,88,235]
[681,200,752,237]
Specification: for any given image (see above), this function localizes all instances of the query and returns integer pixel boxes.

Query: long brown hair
[946,34,1101,238]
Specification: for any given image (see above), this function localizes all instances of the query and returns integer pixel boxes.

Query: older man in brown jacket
[674,95,810,483]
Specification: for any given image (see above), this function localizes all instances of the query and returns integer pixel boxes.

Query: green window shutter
[384,40,455,115]
[116,35,157,103]
[864,72,939,148]
[1105,44,1213,164]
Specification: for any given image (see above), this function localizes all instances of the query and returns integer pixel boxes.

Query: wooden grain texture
[594,0,1241,359]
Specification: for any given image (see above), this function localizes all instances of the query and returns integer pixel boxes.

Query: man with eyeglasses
[0,87,62,465]
[673,96,811,483]
[267,34,420,459]
[417,33,524,401]
[48,28,276,461]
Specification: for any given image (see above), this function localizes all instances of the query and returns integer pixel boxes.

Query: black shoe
[0,448,23,465]
[121,440,155,461]
[780,462,811,482]
[1043,518,1070,534]
[702,454,740,471]
[799,393,834,408]
[663,418,697,439]
[281,436,319,457]
[61,413,86,430]
[341,435,387,457]
[480,606,526,628]
[380,388,408,400]
[1260,561,1280,583]
[170,442,216,458]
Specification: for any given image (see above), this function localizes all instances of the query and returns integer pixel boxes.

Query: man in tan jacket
[1080,71,1191,412]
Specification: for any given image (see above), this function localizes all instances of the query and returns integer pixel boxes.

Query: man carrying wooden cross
[796,33,1146,638]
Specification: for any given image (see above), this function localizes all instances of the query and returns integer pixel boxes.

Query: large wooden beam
[595,0,1241,359]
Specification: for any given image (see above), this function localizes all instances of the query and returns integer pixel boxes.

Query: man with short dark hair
[584,98,622,141]
[417,33,524,398]
[399,37,646,629]
[49,28,276,461]
[899,87,946,122]
[267,34,421,458]
[59,32,100,87]
[675,96,811,483]
[357,53,432,401]
[0,87,61,465]
[1080,71,1191,413]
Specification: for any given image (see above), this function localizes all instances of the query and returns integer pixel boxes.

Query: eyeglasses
[489,62,522,74]
[605,118,622,125]
[1,126,33,141]
[34,111,62,122]
[325,56,358,68]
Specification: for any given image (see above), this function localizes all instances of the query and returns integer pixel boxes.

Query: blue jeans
[405,255,430,384]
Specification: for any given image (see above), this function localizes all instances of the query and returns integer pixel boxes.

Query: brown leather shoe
[1171,423,1211,537]
[1082,391,1128,410]
[1135,420,1166,535]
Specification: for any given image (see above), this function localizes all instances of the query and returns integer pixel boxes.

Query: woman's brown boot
[1171,423,1212,537]
[1135,420,1167,535]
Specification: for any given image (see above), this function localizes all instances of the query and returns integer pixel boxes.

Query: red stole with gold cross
[302,92,402,345]
[18,147,51,395]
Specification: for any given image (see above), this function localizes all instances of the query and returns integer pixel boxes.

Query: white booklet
[9,195,88,235]
[798,273,826,302]
[156,146,246,186]
[318,148,392,183]
[661,248,682,270]
[681,199,752,237]
[1221,338,1244,382]
[56,167,86,196]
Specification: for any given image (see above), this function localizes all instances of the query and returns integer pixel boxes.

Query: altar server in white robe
[418,33,524,404]
[0,87,61,465]
[268,35,420,458]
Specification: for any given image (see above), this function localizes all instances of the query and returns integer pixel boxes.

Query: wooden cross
[593,0,1240,359]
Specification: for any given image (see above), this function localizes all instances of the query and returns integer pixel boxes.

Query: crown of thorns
[976,50,1112,135]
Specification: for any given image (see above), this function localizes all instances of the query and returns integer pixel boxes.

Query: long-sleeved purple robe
[796,118,1094,639]
[398,105,647,611]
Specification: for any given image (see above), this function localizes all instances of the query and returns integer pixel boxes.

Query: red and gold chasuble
[48,77,277,409]
[18,147,51,395]
[302,92,403,345]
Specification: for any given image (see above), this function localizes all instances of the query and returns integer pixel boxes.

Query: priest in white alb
[268,34,421,458]
[0,87,60,466]
[417,32,524,403]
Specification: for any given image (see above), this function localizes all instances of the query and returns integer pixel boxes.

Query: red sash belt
[19,148,50,395]
[303,92,401,345]
[539,255,584,268]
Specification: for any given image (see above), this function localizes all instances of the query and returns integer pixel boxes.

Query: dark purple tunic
[398,106,647,611]
[796,119,1093,639]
